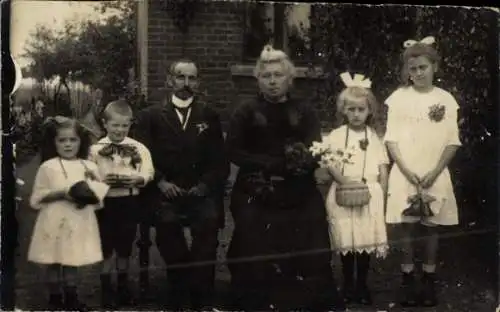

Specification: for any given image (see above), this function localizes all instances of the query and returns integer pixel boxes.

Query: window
[242,3,312,63]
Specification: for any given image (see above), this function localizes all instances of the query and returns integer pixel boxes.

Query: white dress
[28,157,109,266]
[325,125,389,258]
[384,86,461,225]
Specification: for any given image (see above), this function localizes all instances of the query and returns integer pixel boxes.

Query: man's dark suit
[134,96,229,309]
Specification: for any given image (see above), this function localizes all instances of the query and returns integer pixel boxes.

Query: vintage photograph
[8,0,498,311]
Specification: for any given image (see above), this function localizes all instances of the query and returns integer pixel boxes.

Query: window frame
[241,2,313,66]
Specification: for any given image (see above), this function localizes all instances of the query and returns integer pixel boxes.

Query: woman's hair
[253,44,297,80]
[40,116,92,162]
[400,42,441,87]
[335,86,385,137]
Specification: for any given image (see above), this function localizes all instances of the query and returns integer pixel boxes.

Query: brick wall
[147,0,326,129]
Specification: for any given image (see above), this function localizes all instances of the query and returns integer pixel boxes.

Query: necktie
[175,106,191,129]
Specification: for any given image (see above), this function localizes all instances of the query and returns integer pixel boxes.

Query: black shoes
[420,272,438,307]
[399,271,438,307]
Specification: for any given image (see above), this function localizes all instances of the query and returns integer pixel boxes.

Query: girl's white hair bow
[403,36,436,48]
[340,72,372,89]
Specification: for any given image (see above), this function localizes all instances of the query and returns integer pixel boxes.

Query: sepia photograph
[6,0,499,311]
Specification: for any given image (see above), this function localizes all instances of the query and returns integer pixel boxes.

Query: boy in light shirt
[89,99,154,309]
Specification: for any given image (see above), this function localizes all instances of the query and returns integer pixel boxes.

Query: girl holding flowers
[384,36,461,307]
[311,72,389,306]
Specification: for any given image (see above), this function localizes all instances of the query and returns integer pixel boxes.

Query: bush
[307,5,498,225]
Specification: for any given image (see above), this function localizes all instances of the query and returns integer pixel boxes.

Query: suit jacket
[134,96,229,196]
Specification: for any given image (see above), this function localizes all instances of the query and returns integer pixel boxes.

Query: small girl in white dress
[384,37,461,307]
[28,116,109,311]
[323,73,389,306]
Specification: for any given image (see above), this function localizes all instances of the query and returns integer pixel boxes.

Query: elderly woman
[226,45,344,311]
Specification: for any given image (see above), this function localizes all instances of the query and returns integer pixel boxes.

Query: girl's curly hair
[40,116,92,162]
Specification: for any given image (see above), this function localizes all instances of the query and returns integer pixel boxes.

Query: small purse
[402,185,435,217]
[335,128,371,208]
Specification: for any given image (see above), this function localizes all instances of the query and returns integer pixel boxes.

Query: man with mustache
[134,59,229,311]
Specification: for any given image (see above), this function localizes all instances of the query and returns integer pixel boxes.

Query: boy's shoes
[355,283,373,305]
[341,283,356,304]
[48,293,64,311]
[100,274,116,309]
[64,287,89,312]
[420,272,438,307]
[399,271,418,307]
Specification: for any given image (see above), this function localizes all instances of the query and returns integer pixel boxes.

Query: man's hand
[158,179,186,199]
[187,183,209,197]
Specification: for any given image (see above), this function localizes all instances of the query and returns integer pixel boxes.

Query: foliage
[306,5,497,223]
[23,1,137,104]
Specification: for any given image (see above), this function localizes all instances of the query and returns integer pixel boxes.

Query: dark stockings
[340,251,371,305]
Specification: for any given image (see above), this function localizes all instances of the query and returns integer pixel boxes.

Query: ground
[14,154,497,311]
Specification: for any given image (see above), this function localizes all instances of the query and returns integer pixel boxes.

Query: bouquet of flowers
[284,142,317,176]
[98,143,142,169]
[309,140,356,169]
[98,143,142,186]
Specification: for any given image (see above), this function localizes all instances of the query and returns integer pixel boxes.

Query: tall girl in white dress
[384,37,461,307]
[28,116,109,311]
[324,73,389,306]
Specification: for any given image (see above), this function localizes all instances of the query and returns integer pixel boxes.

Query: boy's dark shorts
[96,195,139,259]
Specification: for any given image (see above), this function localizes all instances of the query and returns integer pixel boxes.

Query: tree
[23,1,137,107]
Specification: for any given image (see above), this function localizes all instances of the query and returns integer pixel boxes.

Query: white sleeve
[375,136,390,165]
[85,161,109,208]
[444,94,462,146]
[383,90,404,143]
[29,164,63,210]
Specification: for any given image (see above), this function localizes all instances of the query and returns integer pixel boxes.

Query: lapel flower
[196,122,209,135]
[359,138,369,151]
[428,103,446,122]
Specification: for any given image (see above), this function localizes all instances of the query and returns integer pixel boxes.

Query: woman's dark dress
[226,95,342,311]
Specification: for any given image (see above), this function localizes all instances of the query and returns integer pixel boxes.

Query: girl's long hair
[40,116,92,163]
[335,86,385,138]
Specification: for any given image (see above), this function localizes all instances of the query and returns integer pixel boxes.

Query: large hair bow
[339,72,372,89]
[403,36,436,48]
[43,115,71,126]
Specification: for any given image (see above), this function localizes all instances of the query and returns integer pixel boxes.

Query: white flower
[196,122,209,135]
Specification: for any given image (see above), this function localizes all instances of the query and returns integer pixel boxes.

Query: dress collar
[172,94,193,108]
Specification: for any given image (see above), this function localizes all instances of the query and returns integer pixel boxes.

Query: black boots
[340,252,372,306]
[399,271,438,307]
[100,272,134,309]
[100,274,115,309]
[47,293,64,311]
[117,272,134,306]
[420,272,438,307]
[64,286,88,312]
[400,271,418,307]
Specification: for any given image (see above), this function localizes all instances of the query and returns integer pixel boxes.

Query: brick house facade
[137,0,326,129]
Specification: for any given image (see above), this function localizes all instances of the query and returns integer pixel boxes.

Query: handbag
[402,185,435,217]
[335,127,371,208]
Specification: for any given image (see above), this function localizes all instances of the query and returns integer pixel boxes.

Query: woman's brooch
[428,104,446,122]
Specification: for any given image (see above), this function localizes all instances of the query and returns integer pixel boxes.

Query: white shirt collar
[172,94,193,108]
[98,136,133,145]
